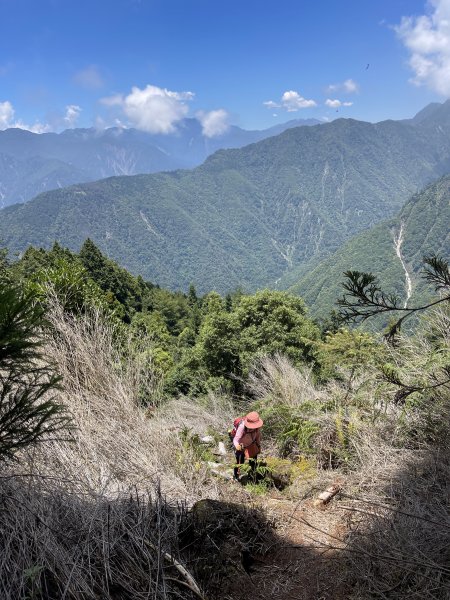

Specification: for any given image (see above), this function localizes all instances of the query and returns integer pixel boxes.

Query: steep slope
[0,152,88,209]
[290,176,450,318]
[1,115,450,293]
[0,118,320,207]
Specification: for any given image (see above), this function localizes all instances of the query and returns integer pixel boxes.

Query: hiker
[233,411,263,481]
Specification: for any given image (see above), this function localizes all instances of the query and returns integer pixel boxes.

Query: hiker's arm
[233,421,245,449]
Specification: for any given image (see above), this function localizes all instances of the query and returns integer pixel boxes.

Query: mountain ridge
[0,117,321,207]
[2,105,450,293]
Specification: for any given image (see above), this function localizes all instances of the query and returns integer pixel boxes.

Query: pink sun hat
[244,411,264,429]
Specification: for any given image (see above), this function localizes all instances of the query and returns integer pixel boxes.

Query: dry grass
[246,344,450,598]
[340,440,450,599]
[0,477,192,600]
[338,309,450,598]
[247,354,323,407]
[0,301,236,599]
[23,300,233,500]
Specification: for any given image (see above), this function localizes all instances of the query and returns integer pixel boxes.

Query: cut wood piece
[315,484,341,505]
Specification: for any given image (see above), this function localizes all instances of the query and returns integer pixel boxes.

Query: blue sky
[1,0,449,135]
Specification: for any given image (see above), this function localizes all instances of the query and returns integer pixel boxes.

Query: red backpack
[228,417,244,440]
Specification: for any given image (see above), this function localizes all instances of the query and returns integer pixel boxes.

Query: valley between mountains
[1,101,450,311]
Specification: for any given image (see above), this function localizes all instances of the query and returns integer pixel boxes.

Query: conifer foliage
[0,283,69,460]
[338,254,450,338]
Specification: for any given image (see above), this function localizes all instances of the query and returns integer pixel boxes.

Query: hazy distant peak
[410,102,443,124]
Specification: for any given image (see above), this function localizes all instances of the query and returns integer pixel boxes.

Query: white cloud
[325,99,353,108]
[196,109,230,137]
[0,100,14,129]
[264,90,317,112]
[100,94,123,107]
[343,78,359,93]
[0,99,52,133]
[16,120,52,134]
[73,65,104,89]
[0,99,85,133]
[396,0,450,95]
[101,84,194,134]
[282,90,317,110]
[326,78,359,94]
[0,100,50,133]
[64,104,82,127]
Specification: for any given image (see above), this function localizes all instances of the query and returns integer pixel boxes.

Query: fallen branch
[144,539,207,600]
[340,494,450,530]
[287,514,450,575]
[165,577,207,600]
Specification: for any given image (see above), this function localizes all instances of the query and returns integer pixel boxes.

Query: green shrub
[281,417,321,456]
[178,427,215,463]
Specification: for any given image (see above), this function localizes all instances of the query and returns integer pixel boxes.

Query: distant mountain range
[1,101,449,299]
[0,117,320,207]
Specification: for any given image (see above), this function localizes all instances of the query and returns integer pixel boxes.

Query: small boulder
[200,435,215,444]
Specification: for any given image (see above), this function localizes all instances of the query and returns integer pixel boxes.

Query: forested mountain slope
[290,175,450,318]
[0,117,320,207]
[0,151,88,208]
[2,108,450,293]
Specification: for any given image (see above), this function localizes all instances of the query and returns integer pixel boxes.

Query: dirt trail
[222,490,350,600]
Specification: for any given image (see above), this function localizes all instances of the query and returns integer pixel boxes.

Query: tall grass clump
[340,306,450,598]
[0,478,195,600]
[246,354,364,468]
[22,297,231,498]
[0,297,236,599]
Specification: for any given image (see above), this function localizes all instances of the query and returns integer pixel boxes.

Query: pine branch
[337,256,450,340]
[422,254,450,290]
[337,271,402,323]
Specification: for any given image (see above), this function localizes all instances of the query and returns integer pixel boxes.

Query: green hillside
[2,113,450,293]
[290,176,450,318]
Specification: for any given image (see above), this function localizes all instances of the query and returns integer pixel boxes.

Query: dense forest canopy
[1,240,325,398]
